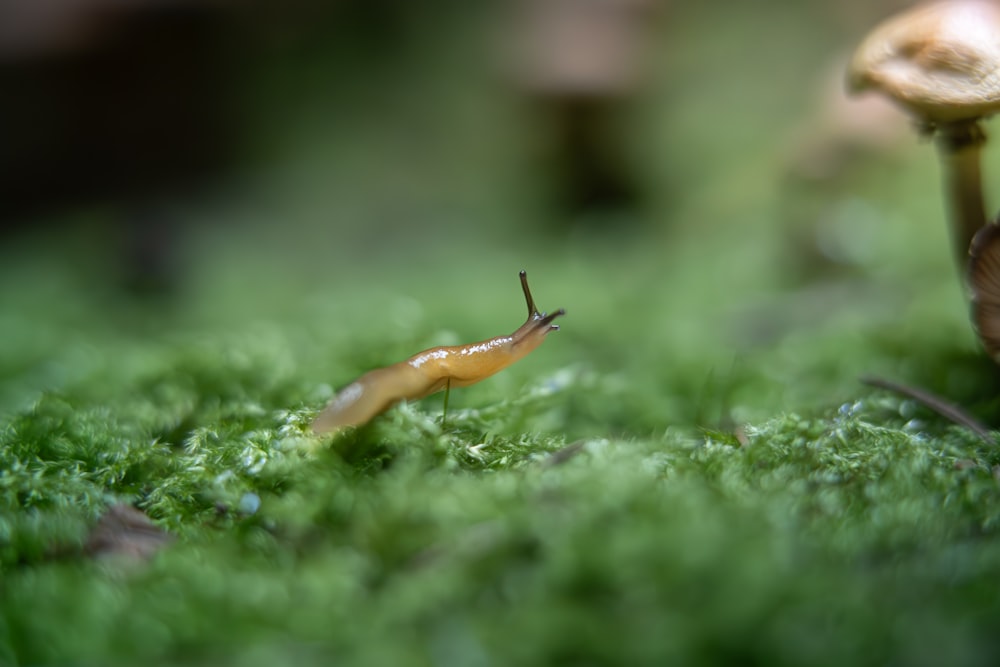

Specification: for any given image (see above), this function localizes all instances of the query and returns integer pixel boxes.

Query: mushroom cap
[848,1,1000,124]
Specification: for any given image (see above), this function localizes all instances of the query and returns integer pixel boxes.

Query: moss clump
[6,4,1000,664]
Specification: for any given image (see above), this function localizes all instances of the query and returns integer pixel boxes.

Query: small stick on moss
[860,375,993,442]
[441,378,451,429]
[542,440,586,468]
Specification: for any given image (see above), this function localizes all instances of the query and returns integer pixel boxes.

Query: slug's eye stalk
[519,270,566,330]
[520,269,538,318]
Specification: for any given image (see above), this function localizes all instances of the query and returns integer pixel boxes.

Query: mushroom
[969,220,1000,358]
[847,0,1000,271]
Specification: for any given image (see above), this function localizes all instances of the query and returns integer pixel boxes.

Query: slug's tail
[312,363,439,434]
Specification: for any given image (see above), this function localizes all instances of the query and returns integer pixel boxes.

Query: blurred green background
[3,0,997,426]
[5,1,1000,665]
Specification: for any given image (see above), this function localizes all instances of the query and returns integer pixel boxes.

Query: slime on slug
[312,271,565,433]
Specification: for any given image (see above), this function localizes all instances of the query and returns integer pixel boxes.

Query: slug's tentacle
[519,269,566,328]
[538,308,566,330]
[512,270,566,347]
[520,270,537,318]
[312,271,565,434]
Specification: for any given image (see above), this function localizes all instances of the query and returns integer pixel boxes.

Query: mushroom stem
[936,120,988,271]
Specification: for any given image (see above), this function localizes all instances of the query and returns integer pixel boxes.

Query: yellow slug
[312,271,565,433]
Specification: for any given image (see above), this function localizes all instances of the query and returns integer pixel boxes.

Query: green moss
[5,3,1000,665]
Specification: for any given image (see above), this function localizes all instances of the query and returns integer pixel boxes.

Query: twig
[542,441,586,468]
[860,375,993,442]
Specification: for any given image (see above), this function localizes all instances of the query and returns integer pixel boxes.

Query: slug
[312,271,566,433]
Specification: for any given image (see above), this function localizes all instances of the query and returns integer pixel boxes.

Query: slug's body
[312,271,565,433]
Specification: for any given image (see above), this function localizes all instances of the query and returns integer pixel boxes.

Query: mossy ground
[5,3,1000,666]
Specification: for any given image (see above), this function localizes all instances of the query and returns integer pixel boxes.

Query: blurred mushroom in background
[779,55,911,279]
[508,0,665,227]
[0,0,237,295]
[785,57,911,186]
[771,0,920,282]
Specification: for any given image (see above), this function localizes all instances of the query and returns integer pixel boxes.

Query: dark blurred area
[510,0,663,221]
[1,1,515,292]
[0,0,231,293]
[0,0,665,237]
[0,0,925,294]
[0,0,231,219]
[0,0,445,223]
